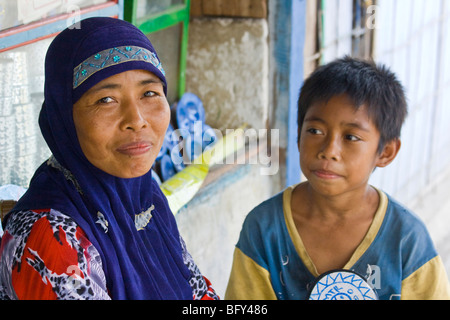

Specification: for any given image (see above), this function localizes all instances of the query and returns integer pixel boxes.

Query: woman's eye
[97,97,114,104]
[144,91,157,98]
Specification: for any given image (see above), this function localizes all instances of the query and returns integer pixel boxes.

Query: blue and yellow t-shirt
[225,185,450,300]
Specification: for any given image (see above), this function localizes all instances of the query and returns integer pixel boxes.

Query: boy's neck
[291,182,381,274]
[301,182,379,222]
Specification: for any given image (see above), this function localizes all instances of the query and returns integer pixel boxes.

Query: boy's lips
[116,141,152,156]
[312,169,342,179]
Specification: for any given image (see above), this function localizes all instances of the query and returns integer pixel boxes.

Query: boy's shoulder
[380,191,438,270]
[383,192,430,235]
[237,188,289,250]
[236,188,292,270]
[382,192,443,281]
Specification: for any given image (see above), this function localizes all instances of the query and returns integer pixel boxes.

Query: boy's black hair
[297,56,408,153]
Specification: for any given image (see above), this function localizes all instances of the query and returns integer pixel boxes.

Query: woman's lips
[116,141,152,156]
[312,169,342,179]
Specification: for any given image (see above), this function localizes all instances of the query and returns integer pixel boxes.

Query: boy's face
[298,94,399,197]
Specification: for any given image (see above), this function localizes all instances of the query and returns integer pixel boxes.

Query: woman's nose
[120,100,148,132]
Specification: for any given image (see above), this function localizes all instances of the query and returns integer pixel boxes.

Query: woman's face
[73,69,170,178]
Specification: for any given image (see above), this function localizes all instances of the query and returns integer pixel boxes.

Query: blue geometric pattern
[73,46,165,89]
[309,270,378,300]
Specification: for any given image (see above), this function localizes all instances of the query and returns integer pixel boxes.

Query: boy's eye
[345,134,361,141]
[307,128,323,135]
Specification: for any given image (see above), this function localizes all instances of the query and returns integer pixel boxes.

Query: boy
[225,57,450,300]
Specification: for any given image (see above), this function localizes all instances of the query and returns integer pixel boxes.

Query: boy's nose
[318,136,341,161]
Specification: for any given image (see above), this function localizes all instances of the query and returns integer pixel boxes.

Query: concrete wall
[185,18,269,132]
[175,17,281,297]
[176,164,278,297]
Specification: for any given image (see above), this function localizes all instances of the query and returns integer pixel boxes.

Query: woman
[0,17,218,300]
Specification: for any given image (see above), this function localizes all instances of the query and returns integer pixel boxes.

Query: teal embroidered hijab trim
[73,46,165,89]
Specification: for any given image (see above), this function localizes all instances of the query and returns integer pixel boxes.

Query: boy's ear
[376,139,401,168]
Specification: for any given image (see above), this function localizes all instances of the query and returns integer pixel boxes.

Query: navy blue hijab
[9,17,192,299]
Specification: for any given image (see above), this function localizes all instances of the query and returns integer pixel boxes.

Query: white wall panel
[370,0,450,204]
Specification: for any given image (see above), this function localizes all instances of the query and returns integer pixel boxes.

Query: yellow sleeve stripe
[282,185,319,277]
[401,255,450,300]
[225,247,277,300]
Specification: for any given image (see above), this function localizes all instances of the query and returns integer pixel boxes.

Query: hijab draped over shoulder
[7,17,192,299]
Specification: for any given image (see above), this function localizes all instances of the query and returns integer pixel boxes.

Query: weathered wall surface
[176,164,278,297]
[176,17,277,297]
[185,18,269,132]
